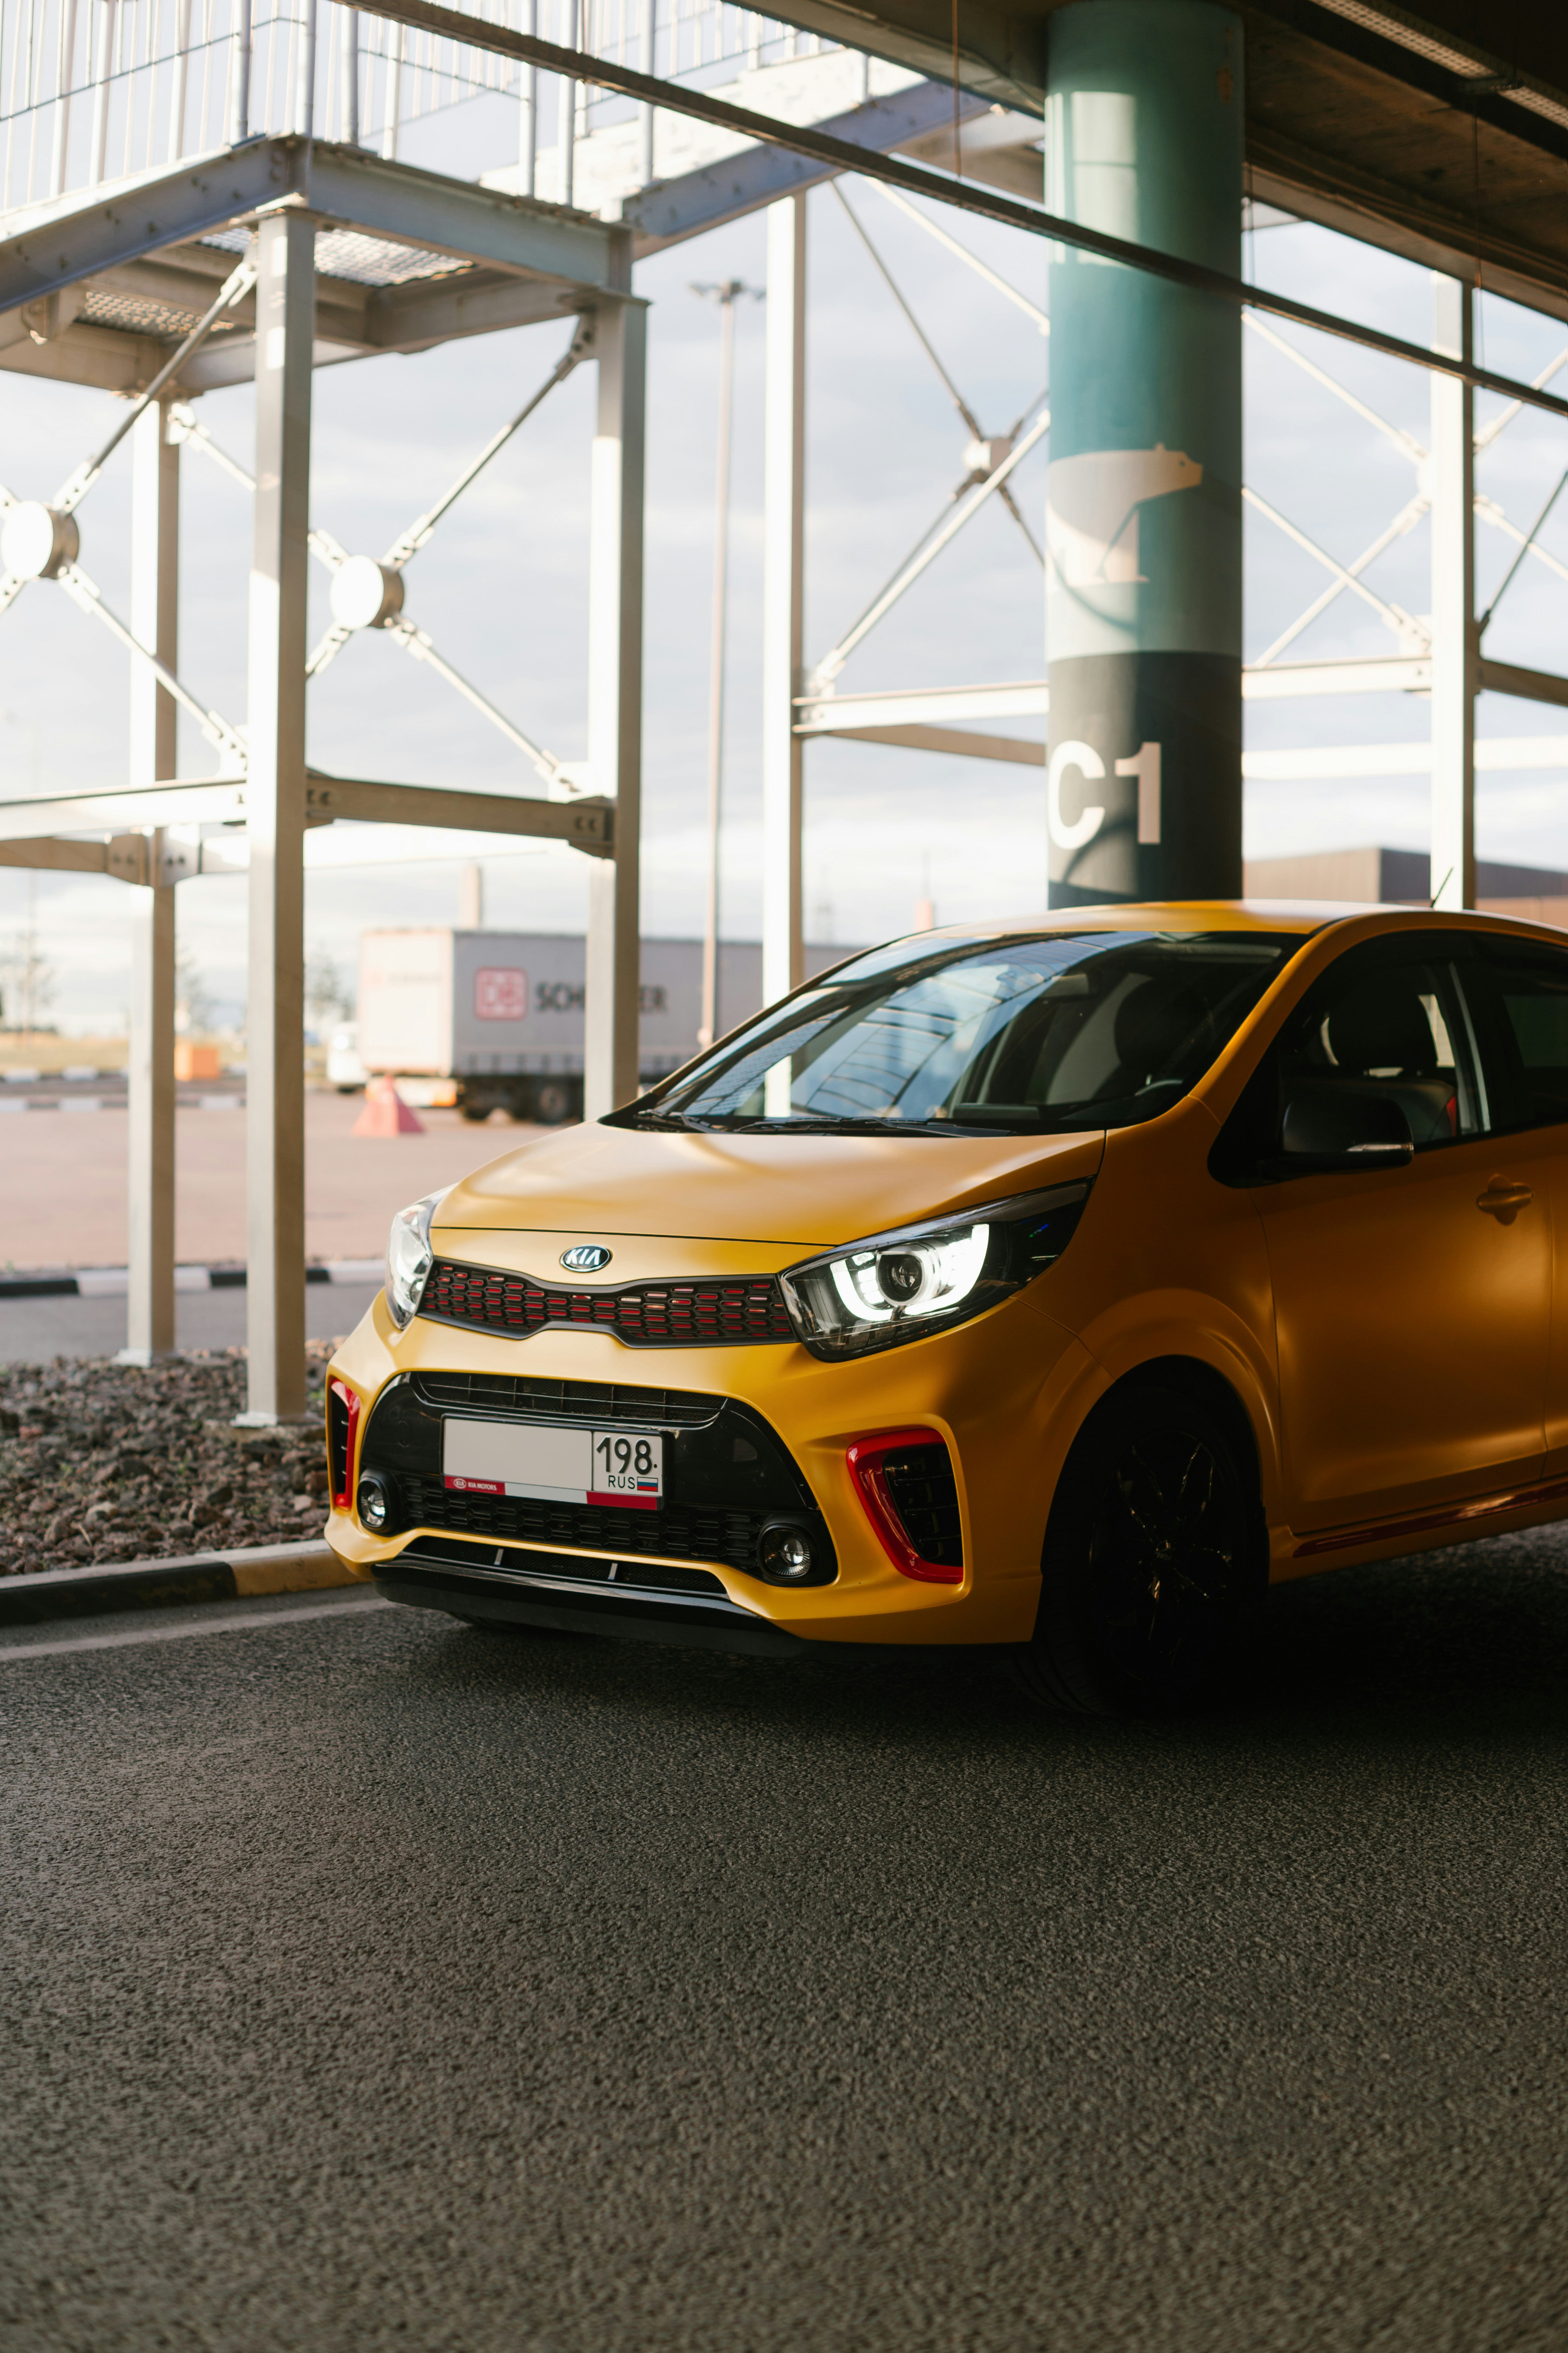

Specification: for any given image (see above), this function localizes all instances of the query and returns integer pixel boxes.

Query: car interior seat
[1321,974,1457,1144]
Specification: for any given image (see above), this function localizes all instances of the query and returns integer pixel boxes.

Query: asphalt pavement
[0,1283,382,1363]
[3,1535,1567,2352]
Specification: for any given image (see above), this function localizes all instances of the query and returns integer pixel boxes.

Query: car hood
[435,1121,1106,1250]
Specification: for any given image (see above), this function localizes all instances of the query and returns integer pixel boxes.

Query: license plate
[442,1419,665,1512]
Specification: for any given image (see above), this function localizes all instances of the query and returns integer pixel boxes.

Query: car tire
[534,1080,574,1125]
[1012,1384,1265,1717]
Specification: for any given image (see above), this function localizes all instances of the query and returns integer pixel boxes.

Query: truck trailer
[354,929,857,1123]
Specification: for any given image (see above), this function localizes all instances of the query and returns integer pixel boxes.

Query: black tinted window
[1212,935,1488,1182]
[1469,938,1568,1134]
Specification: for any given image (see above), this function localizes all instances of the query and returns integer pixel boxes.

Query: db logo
[474,967,527,1021]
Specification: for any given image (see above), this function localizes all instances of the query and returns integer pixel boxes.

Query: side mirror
[1282,1087,1414,1169]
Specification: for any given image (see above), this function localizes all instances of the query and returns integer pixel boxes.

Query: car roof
[899,901,1568,946]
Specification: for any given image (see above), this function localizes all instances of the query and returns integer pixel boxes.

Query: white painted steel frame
[583,290,645,1122]
[1431,275,1477,912]
[761,190,803,1036]
[242,207,314,1424]
[121,399,180,1367]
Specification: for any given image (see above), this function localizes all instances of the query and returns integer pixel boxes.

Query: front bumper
[327,1271,1094,1648]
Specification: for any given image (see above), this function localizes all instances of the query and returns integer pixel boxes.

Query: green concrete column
[1045,0,1243,906]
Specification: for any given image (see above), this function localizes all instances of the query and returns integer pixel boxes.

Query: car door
[1462,934,1568,1479]
[1229,932,1550,1534]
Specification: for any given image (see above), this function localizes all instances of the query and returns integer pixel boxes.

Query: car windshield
[612,929,1300,1136]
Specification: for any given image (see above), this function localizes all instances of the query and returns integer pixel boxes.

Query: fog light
[356,1471,393,1532]
[757,1518,815,1583]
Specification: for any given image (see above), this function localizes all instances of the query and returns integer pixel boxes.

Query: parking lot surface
[4,1528,1567,2350]
[0,1091,533,1272]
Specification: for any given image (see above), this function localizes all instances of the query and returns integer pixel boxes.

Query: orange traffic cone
[353,1076,426,1136]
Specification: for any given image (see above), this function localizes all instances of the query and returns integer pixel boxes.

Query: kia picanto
[323,903,1568,1712]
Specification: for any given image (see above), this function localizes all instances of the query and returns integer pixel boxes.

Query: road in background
[3,1532,1566,2352]
[0,1281,383,1365]
[0,1092,539,1271]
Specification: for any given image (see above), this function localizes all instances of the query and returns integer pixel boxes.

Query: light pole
[691,277,760,1048]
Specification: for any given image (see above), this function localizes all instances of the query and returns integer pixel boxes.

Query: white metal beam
[0,836,149,874]
[0,775,616,846]
[621,76,985,254]
[583,294,646,1119]
[303,773,615,849]
[1243,738,1568,781]
[1479,658,1568,712]
[242,211,315,1427]
[1431,275,1477,909]
[122,402,181,1368]
[811,409,1048,688]
[797,681,1048,732]
[1241,658,1433,698]
[763,192,807,1023]
[808,721,1044,763]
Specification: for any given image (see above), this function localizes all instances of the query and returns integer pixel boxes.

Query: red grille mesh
[422,1258,796,1346]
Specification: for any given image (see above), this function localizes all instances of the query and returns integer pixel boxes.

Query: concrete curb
[0,1539,362,1625]
[0,1094,244,1115]
[0,1260,382,1300]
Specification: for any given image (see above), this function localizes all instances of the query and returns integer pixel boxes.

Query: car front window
[612,930,1298,1137]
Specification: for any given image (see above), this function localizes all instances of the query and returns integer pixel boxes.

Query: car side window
[1210,936,1488,1185]
[1466,939,1568,1136]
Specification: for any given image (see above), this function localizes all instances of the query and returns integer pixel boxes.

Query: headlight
[384,1188,452,1329]
[778,1182,1090,1359]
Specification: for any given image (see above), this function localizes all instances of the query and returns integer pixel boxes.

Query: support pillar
[1430,274,1477,910]
[583,286,646,1120]
[1045,2,1243,905]
[761,191,805,1016]
[242,211,314,1423]
[121,401,180,1365]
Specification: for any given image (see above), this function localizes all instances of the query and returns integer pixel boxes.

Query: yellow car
[324,901,1568,1713]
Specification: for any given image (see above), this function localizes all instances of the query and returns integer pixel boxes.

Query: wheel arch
[1110,1355,1262,1492]
[1046,1344,1279,1530]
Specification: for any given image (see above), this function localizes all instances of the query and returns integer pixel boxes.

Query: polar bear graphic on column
[1046,445,1203,587]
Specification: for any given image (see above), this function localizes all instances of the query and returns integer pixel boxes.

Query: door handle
[1477,1178,1534,1223]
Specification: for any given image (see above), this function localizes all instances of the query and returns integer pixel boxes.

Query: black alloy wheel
[1014,1385,1264,1716]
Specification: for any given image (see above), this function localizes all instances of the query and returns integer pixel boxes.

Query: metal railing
[0,0,834,214]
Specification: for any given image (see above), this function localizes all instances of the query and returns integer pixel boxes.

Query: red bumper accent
[845,1427,963,1584]
[328,1378,362,1510]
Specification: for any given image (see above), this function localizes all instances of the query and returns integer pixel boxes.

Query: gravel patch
[0,1343,337,1576]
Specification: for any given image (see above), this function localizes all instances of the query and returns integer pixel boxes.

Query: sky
[3,81,1568,1036]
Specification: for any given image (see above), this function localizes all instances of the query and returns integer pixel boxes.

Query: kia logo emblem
[560,1244,613,1272]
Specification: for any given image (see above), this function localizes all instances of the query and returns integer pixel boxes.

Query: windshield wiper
[663,1114,979,1136]
[617,1109,721,1132]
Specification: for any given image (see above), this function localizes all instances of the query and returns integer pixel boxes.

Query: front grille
[398,1534,727,1599]
[412,1371,720,1427]
[396,1474,773,1574]
[881,1442,964,1568]
[420,1257,796,1347]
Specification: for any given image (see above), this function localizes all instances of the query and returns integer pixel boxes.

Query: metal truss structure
[5,0,1568,1415]
[785,219,1568,932]
[0,3,1007,1418]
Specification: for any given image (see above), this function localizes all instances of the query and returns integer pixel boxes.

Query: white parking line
[0,1594,391,1662]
